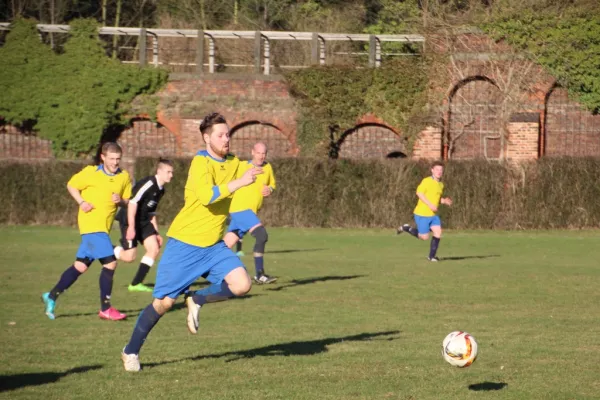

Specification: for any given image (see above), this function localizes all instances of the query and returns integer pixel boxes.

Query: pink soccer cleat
[98,307,127,321]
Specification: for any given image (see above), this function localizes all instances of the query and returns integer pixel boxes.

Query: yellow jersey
[413,176,444,217]
[167,150,240,247]
[230,161,276,213]
[67,165,132,234]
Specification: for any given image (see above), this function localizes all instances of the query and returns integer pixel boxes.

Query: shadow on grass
[441,255,500,261]
[59,293,261,318]
[144,330,400,368]
[0,365,102,392]
[268,248,327,254]
[267,275,366,292]
[468,382,508,391]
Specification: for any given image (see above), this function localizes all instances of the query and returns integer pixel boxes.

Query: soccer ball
[442,331,478,368]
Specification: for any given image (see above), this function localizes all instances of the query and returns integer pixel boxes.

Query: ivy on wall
[285,58,431,157]
[483,12,600,113]
[0,18,168,156]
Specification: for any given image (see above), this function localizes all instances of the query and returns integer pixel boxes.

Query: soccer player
[223,142,277,284]
[121,112,261,372]
[113,158,174,292]
[41,142,132,320]
[397,161,452,261]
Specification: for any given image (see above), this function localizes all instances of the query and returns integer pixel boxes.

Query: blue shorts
[153,238,244,299]
[75,233,115,264]
[414,215,441,235]
[227,210,261,238]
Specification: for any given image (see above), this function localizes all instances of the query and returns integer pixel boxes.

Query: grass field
[1,226,599,399]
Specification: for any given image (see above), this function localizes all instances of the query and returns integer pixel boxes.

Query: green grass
[1,226,600,399]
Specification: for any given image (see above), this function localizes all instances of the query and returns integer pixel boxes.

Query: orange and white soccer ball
[442,331,478,367]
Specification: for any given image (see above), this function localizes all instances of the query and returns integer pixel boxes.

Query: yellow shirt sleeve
[267,164,276,191]
[188,156,232,205]
[121,172,132,200]
[67,166,93,191]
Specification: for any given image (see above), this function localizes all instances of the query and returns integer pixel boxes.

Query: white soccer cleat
[186,296,201,334]
[121,350,141,372]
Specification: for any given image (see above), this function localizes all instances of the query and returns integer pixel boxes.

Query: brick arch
[336,123,406,159]
[0,122,53,160]
[447,76,502,159]
[229,121,291,158]
[117,119,177,158]
[543,84,600,157]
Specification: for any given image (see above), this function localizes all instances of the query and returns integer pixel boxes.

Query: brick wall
[506,122,539,161]
[0,125,53,160]
[338,124,406,159]
[412,127,442,160]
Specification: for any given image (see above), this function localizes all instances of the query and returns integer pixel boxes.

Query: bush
[0,160,88,225]
[4,157,600,229]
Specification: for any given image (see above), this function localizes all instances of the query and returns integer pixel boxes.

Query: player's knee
[146,246,160,259]
[120,250,137,263]
[418,233,430,240]
[225,268,252,296]
[73,261,89,273]
[251,225,268,253]
[230,278,252,296]
[153,297,175,315]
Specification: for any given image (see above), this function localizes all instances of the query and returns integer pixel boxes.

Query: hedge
[4,157,596,229]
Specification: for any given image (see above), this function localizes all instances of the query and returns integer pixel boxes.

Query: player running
[121,112,261,371]
[223,142,277,284]
[41,142,132,320]
[113,158,174,292]
[397,161,452,261]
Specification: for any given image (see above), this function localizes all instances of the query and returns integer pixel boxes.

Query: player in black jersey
[114,158,174,292]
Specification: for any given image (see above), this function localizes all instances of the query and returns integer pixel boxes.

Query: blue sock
[429,237,441,259]
[49,265,82,300]
[99,267,115,311]
[192,282,235,306]
[124,304,161,355]
[254,256,265,276]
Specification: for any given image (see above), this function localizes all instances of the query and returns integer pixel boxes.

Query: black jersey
[117,175,165,227]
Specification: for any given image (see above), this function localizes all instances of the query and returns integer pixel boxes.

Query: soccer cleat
[41,292,56,320]
[128,283,153,293]
[121,349,141,372]
[186,296,201,334]
[428,256,440,262]
[98,307,127,321]
[235,251,245,257]
[254,275,278,285]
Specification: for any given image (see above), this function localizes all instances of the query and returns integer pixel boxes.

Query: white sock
[114,246,123,260]
[141,256,155,267]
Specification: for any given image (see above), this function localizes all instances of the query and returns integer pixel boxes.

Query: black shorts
[119,221,158,250]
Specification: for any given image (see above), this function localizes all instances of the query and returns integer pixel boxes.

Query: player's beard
[209,141,228,158]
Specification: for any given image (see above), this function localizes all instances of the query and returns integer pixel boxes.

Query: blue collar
[97,164,121,176]
[196,149,226,163]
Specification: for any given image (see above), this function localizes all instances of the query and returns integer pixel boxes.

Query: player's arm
[67,168,94,212]
[262,166,276,197]
[188,158,261,206]
[416,191,438,213]
[150,215,163,246]
[113,175,132,207]
[441,197,453,206]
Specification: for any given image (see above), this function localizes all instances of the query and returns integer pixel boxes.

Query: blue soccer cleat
[41,292,56,320]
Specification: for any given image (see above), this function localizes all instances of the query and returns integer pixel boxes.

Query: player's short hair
[101,142,122,155]
[199,112,227,135]
[431,160,444,169]
[157,157,173,169]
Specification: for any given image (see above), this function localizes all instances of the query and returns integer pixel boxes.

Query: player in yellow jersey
[41,142,132,320]
[121,113,262,372]
[224,142,277,284]
[397,161,452,261]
